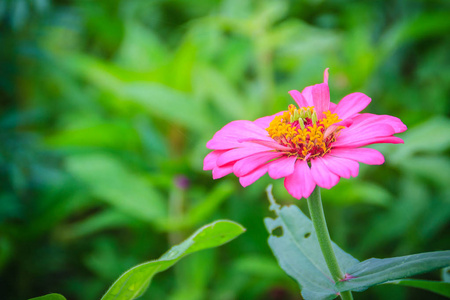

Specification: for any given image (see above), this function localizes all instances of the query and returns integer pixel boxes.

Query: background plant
[0,0,449,299]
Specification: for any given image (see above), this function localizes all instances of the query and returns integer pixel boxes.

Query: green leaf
[28,293,67,300]
[101,220,245,300]
[384,279,450,298]
[264,185,450,299]
[264,185,359,300]
[337,251,450,293]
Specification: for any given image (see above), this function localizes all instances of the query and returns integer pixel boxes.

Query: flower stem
[306,186,353,300]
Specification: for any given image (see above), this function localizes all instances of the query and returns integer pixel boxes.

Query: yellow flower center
[266,104,343,160]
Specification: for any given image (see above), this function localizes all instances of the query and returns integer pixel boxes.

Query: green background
[1,0,449,299]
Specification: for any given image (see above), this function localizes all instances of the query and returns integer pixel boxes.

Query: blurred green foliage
[0,0,449,299]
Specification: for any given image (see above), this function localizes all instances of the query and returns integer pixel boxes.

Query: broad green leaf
[337,251,450,293]
[384,279,450,297]
[264,185,450,299]
[101,220,245,300]
[28,294,67,300]
[264,185,359,300]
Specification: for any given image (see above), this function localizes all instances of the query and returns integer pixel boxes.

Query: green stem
[307,187,353,300]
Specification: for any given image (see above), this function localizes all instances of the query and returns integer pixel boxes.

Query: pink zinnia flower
[203,69,407,199]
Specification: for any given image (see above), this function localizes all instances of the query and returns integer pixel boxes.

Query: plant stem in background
[307,187,353,300]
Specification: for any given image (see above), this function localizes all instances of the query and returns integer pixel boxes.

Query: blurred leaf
[28,294,66,300]
[443,267,450,282]
[59,209,136,240]
[322,180,392,207]
[170,38,197,92]
[337,251,450,293]
[63,55,211,131]
[390,117,450,162]
[134,116,169,159]
[31,192,94,237]
[169,248,215,300]
[116,22,169,71]
[101,220,245,300]
[232,255,286,279]
[11,0,28,29]
[165,181,235,230]
[419,195,450,240]
[396,156,450,187]
[84,237,137,281]
[356,177,428,255]
[381,12,450,59]
[122,82,210,131]
[0,236,12,272]
[193,65,247,120]
[264,185,359,300]
[384,279,450,298]
[46,121,140,149]
[66,154,167,225]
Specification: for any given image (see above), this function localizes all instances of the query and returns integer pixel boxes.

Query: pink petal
[216,145,272,167]
[312,83,330,119]
[237,138,292,151]
[239,165,269,187]
[268,156,297,179]
[334,121,404,147]
[329,148,385,165]
[289,90,309,108]
[212,163,234,179]
[204,150,227,170]
[233,152,283,177]
[206,120,272,150]
[337,136,404,148]
[329,102,337,111]
[284,160,316,199]
[301,85,315,107]
[349,113,407,134]
[333,124,396,147]
[320,156,359,179]
[323,68,329,84]
[334,119,354,127]
[253,111,285,129]
[334,92,371,120]
[324,119,353,139]
[310,158,340,189]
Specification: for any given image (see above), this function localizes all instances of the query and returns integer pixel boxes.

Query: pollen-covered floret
[266,105,343,160]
